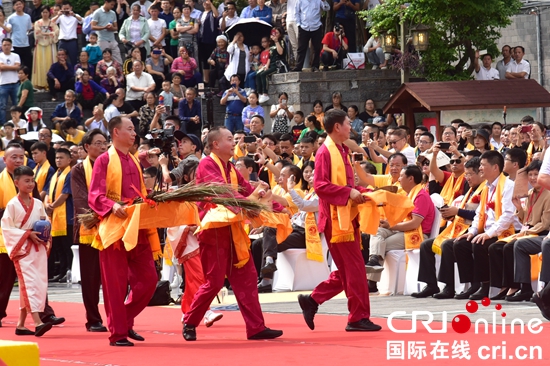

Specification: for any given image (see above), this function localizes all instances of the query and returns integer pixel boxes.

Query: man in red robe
[88,117,158,346]
[297,109,382,332]
[71,129,109,332]
[182,126,283,341]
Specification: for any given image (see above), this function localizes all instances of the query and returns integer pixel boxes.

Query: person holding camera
[333,0,359,53]
[221,74,248,133]
[52,2,83,67]
[219,1,239,32]
[320,23,348,70]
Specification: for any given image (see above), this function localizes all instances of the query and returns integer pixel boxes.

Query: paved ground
[11,282,546,325]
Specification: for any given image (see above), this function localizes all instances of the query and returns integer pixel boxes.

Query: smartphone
[224,6,228,11]
[282,99,287,105]
[471,130,477,137]
[439,204,449,211]
[438,142,451,150]
[369,132,375,139]
[231,83,237,89]
[17,128,27,135]
[520,125,533,133]
[353,153,364,161]
[152,49,162,55]
[244,136,256,143]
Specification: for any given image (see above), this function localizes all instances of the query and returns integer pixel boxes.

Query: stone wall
[498,9,550,124]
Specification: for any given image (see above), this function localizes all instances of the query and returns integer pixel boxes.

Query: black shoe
[411,285,439,298]
[365,255,384,273]
[469,283,490,300]
[490,288,510,301]
[35,323,52,337]
[297,294,318,330]
[311,67,319,72]
[48,275,62,283]
[128,329,145,341]
[42,315,65,325]
[87,323,108,332]
[183,324,196,341]
[506,290,534,302]
[110,339,134,347]
[454,283,480,299]
[532,292,550,321]
[257,283,272,293]
[290,68,302,72]
[247,327,283,340]
[15,328,35,336]
[433,286,455,299]
[57,275,68,283]
[260,262,277,276]
[368,280,379,294]
[345,318,382,332]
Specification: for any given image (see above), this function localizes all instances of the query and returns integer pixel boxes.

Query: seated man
[365,165,435,294]
[51,90,83,135]
[411,157,483,299]
[428,145,467,203]
[47,49,75,101]
[320,22,348,70]
[356,152,407,194]
[75,69,108,112]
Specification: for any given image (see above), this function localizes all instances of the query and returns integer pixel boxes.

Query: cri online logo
[387,297,544,334]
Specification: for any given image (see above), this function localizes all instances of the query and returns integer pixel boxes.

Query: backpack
[147,280,174,306]
[82,15,94,36]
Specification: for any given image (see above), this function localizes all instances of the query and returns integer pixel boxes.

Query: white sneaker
[259,95,270,104]
[170,275,182,289]
[244,88,252,95]
[203,310,223,328]
[372,65,379,70]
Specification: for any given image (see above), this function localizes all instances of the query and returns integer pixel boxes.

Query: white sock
[266,256,274,264]
[260,278,273,286]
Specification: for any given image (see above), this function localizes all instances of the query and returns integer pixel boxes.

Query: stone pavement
[10,283,546,325]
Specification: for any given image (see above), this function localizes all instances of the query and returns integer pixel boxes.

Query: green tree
[358,0,522,81]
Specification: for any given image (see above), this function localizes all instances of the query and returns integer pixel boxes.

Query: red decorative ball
[495,304,502,310]
[501,312,506,317]
[452,314,471,334]
[481,297,491,307]
[466,300,478,314]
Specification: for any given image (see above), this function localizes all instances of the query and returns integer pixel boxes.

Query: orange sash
[478,174,515,239]
[403,184,425,250]
[48,166,71,237]
[33,160,51,192]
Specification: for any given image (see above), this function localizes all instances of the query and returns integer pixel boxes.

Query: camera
[335,24,342,32]
[353,153,363,161]
[149,128,175,155]
[224,6,228,11]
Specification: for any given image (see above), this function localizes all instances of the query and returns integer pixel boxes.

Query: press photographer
[320,22,348,70]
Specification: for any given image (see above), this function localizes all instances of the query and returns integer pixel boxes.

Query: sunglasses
[450,158,462,165]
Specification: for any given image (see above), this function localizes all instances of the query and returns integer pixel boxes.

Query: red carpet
[0,300,549,365]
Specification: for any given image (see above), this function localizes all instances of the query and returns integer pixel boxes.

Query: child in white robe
[1,166,53,337]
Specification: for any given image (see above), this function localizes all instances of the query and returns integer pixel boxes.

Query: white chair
[70,245,81,283]
[272,234,331,292]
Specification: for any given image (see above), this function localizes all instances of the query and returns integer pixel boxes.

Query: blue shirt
[222,88,247,115]
[159,11,174,28]
[47,62,75,83]
[75,80,107,95]
[51,102,82,125]
[7,13,32,47]
[241,5,258,19]
[85,44,103,65]
[178,98,202,133]
[252,6,272,23]
[295,0,329,31]
[335,0,360,19]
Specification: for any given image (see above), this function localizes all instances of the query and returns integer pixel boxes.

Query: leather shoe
[298,294,318,330]
[42,315,65,326]
[183,324,196,341]
[15,328,35,336]
[57,275,67,283]
[248,327,283,340]
[87,323,108,332]
[35,323,52,337]
[109,339,134,347]
[506,290,534,302]
[433,286,455,299]
[490,288,510,300]
[454,283,480,299]
[411,285,439,298]
[532,292,550,321]
[345,318,382,332]
[469,283,490,300]
[48,275,61,283]
[128,329,144,341]
[257,283,272,293]
[260,262,277,276]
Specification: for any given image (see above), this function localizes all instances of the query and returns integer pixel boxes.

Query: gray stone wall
[497,9,550,124]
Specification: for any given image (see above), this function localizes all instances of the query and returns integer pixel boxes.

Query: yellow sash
[0,170,17,253]
[432,183,485,255]
[209,152,251,268]
[48,166,71,237]
[303,191,323,262]
[33,160,51,192]
[324,135,358,243]
[297,154,315,169]
[403,184,425,250]
[79,158,96,244]
[526,142,542,164]
[478,174,515,239]
[93,146,162,259]
[439,173,465,227]
[466,142,475,151]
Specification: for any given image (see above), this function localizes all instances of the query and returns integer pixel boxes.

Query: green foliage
[358,0,522,81]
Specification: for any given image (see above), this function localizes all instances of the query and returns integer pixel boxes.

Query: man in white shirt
[368,128,415,167]
[147,4,166,48]
[474,51,499,80]
[6,0,32,72]
[53,3,83,67]
[496,44,512,80]
[0,39,21,125]
[489,122,503,150]
[92,0,122,64]
[506,46,530,79]
[219,1,239,32]
[293,0,330,72]
[125,60,155,111]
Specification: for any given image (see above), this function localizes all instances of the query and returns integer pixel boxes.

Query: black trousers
[454,237,499,283]
[320,50,346,68]
[335,16,357,53]
[47,77,75,99]
[79,243,103,327]
[418,238,457,287]
[262,226,306,279]
[0,253,55,321]
[49,226,74,277]
[13,46,33,78]
[295,26,323,70]
[488,240,519,288]
[128,99,146,113]
[76,92,106,111]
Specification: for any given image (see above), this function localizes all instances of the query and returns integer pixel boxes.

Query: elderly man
[47,49,76,101]
[125,60,155,111]
[249,115,265,137]
[51,90,83,133]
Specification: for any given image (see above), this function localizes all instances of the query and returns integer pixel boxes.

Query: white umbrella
[20,131,65,143]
